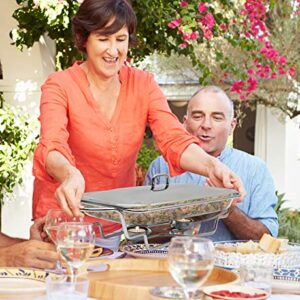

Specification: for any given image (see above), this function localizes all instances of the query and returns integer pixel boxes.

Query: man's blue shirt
[145,146,278,241]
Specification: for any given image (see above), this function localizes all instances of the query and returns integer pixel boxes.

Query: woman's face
[84,25,129,80]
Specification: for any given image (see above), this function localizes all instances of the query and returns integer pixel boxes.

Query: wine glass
[44,209,84,243]
[56,222,96,281]
[44,209,83,272]
[167,236,215,300]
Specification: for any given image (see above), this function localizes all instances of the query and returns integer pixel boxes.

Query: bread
[236,240,258,254]
[215,244,237,253]
[259,233,281,253]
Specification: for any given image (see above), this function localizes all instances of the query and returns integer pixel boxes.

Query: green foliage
[275,192,300,243]
[136,141,160,172]
[0,104,38,204]
[10,0,300,119]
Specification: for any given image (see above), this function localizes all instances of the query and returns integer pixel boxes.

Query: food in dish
[215,234,289,254]
[203,284,269,300]
[210,290,267,299]
[258,233,281,253]
[83,200,232,226]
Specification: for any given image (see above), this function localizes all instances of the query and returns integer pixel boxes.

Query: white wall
[255,105,300,209]
[0,1,55,238]
[284,117,300,209]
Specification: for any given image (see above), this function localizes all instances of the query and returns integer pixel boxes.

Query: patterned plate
[0,268,46,295]
[120,243,168,259]
[273,267,300,282]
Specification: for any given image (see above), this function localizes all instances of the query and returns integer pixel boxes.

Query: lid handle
[151,173,169,191]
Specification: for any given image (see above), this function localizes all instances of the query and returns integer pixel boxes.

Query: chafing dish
[81,183,239,226]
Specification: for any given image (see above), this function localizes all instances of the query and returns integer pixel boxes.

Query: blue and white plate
[0,268,46,295]
[272,267,300,293]
[273,267,300,282]
[121,243,168,259]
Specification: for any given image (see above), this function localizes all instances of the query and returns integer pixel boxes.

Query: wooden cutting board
[87,259,239,300]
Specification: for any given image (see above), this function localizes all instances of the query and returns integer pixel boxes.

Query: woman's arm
[46,151,85,216]
[180,144,246,201]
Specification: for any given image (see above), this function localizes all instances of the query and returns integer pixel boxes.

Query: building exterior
[1,1,299,239]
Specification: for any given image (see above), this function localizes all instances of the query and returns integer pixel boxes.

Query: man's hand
[30,217,48,242]
[0,240,60,269]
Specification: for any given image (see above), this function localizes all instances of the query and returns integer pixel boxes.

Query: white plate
[120,243,168,259]
[0,268,46,295]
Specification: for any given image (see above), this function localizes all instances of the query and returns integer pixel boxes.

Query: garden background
[0,0,299,241]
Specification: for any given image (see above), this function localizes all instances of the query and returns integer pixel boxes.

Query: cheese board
[87,259,239,300]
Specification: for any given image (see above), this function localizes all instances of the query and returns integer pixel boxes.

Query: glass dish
[81,184,238,226]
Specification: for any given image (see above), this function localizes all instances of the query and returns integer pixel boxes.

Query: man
[145,86,278,241]
[0,217,59,268]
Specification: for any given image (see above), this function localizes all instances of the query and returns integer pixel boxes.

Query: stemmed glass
[56,222,96,281]
[44,209,83,272]
[167,236,215,299]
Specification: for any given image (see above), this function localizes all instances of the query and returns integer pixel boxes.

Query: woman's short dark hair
[72,0,137,53]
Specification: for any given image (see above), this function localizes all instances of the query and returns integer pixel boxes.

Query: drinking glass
[44,209,83,273]
[167,236,215,300]
[56,222,96,281]
[240,263,273,294]
[44,209,83,244]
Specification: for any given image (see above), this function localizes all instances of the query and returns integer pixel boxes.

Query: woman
[32,0,245,235]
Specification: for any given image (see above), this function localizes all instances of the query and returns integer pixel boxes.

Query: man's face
[184,91,236,157]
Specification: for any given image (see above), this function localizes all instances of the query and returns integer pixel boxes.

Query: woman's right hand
[55,166,85,217]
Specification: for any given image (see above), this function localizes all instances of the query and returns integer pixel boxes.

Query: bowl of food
[203,284,269,300]
[214,234,300,269]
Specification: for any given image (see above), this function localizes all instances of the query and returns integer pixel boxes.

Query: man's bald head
[184,86,236,157]
[188,86,234,120]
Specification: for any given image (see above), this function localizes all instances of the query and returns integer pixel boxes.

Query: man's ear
[230,118,237,135]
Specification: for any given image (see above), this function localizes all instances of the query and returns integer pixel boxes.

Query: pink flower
[202,27,213,40]
[271,72,277,79]
[202,13,215,29]
[190,31,199,41]
[240,94,246,101]
[279,67,286,75]
[198,2,207,14]
[278,56,287,65]
[247,77,258,92]
[260,47,268,55]
[180,1,188,8]
[168,19,182,29]
[230,81,245,94]
[179,43,187,49]
[247,68,255,75]
[220,23,227,31]
[182,32,191,40]
[265,41,272,49]
[289,67,296,77]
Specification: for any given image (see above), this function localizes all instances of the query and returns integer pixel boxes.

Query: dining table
[2,254,299,300]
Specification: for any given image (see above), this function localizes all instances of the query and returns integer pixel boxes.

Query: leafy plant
[0,104,38,205]
[137,141,160,172]
[275,191,300,243]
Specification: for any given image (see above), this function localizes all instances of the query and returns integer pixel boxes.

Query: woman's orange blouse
[32,61,199,234]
